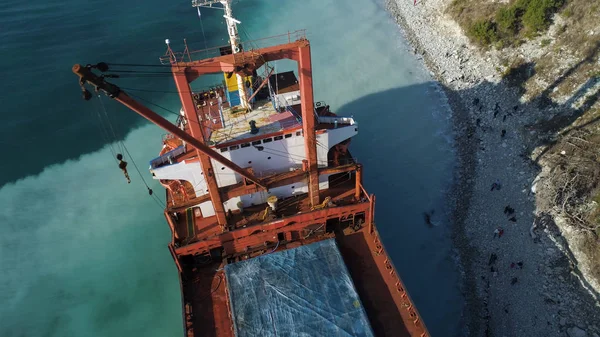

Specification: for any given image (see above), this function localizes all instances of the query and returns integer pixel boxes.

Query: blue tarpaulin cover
[224,239,375,337]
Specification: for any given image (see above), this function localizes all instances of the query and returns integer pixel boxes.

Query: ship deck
[181,228,421,337]
[208,99,301,145]
[171,172,357,245]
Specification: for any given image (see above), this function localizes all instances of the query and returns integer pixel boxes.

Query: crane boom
[72,64,266,189]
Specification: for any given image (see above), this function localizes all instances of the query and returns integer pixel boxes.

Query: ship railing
[159,30,307,65]
[282,99,302,122]
[360,183,371,202]
[254,165,304,178]
[254,159,357,180]
[162,133,183,142]
[327,157,356,166]
[210,117,301,144]
[279,118,302,130]
[149,145,186,169]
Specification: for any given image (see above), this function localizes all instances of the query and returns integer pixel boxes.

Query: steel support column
[173,71,228,227]
[355,164,362,200]
[368,194,376,234]
[297,43,320,207]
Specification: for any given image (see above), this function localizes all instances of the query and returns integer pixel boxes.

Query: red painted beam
[355,164,362,200]
[368,194,376,234]
[173,72,227,226]
[175,40,306,81]
[175,202,370,255]
[246,68,274,102]
[297,43,320,208]
[166,39,320,209]
[168,163,360,213]
[168,243,183,273]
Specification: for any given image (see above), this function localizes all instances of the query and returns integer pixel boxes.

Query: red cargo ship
[73,1,429,336]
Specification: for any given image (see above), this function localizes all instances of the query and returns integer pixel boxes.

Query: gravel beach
[385,0,600,336]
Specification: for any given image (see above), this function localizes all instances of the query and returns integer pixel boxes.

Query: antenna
[191,0,250,110]
[165,39,176,63]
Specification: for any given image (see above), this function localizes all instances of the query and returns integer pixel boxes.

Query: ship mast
[192,0,250,110]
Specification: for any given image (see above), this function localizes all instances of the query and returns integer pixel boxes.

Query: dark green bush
[522,0,565,33]
[514,0,532,12]
[496,6,519,35]
[455,0,565,49]
[468,20,499,45]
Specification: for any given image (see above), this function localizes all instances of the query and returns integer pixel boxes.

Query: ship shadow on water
[333,43,599,336]
[337,232,413,336]
[336,82,464,336]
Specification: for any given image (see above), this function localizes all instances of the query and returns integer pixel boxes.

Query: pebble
[567,326,588,337]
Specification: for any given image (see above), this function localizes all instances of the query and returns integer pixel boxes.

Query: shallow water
[0,0,463,336]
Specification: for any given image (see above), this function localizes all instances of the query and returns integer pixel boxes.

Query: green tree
[468,20,499,45]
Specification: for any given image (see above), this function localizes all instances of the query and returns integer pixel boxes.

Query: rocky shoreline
[385,0,600,336]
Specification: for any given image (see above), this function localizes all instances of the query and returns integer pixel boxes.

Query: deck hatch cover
[225,239,375,337]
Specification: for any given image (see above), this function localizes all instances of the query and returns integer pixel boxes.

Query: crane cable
[237,25,326,154]
[125,90,330,164]
[95,95,166,209]
[126,91,236,141]
[125,92,308,163]
[97,93,125,155]
[102,91,346,204]
[91,95,118,161]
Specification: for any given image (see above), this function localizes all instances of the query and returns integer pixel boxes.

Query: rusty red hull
[73,28,430,337]
[167,178,429,337]
[173,218,429,337]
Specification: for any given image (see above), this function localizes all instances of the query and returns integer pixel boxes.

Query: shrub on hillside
[451,0,567,49]
[467,20,498,45]
[514,0,532,12]
[522,0,565,33]
[496,6,520,36]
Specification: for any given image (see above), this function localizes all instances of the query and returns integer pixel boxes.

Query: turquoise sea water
[0,0,464,336]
